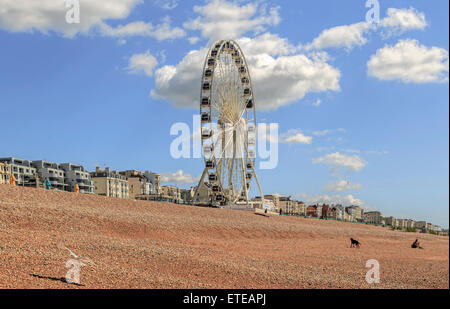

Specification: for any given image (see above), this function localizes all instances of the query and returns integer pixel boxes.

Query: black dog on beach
[350,238,361,248]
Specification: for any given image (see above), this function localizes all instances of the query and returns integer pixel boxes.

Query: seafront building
[334,205,345,221]
[344,209,352,222]
[316,205,323,218]
[263,194,280,212]
[397,219,408,229]
[0,162,10,184]
[278,196,293,214]
[431,225,442,233]
[120,170,183,203]
[91,167,129,198]
[181,187,195,204]
[0,157,38,187]
[346,206,363,221]
[250,196,276,212]
[160,185,183,203]
[321,205,330,218]
[60,163,94,193]
[384,216,398,228]
[414,221,427,231]
[120,170,154,198]
[298,201,307,216]
[328,206,337,219]
[306,205,318,217]
[192,182,212,205]
[363,211,384,225]
[406,219,415,229]
[291,201,306,216]
[31,160,66,191]
[144,171,161,195]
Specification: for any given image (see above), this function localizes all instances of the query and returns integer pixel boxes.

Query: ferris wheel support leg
[228,130,236,188]
[243,180,249,205]
[192,168,208,205]
[250,164,264,211]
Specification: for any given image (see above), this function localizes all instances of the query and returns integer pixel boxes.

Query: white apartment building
[31,160,67,191]
[363,211,384,225]
[384,216,398,228]
[91,167,129,198]
[60,163,94,193]
[144,171,161,194]
[0,157,37,186]
[414,221,428,231]
[346,206,364,221]
[0,162,10,184]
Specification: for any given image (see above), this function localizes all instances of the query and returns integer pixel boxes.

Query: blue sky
[0,0,448,227]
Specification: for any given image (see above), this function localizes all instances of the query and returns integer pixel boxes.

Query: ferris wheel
[192,40,264,206]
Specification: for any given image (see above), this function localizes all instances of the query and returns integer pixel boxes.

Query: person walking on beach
[10,173,15,186]
[45,178,51,190]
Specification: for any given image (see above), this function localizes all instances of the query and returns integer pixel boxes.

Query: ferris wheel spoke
[237,134,248,197]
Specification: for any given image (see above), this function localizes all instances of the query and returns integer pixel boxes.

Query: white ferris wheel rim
[197,39,261,206]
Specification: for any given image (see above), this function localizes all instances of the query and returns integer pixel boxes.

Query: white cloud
[154,0,179,10]
[100,21,152,37]
[304,7,427,51]
[367,39,449,83]
[324,180,362,192]
[117,38,127,45]
[100,16,186,40]
[315,146,336,153]
[380,7,427,35]
[161,170,199,184]
[0,0,185,40]
[188,36,200,44]
[325,136,344,143]
[344,149,389,155]
[237,33,295,56]
[259,128,313,145]
[344,149,361,154]
[311,99,322,107]
[312,128,346,137]
[0,0,142,38]
[282,131,312,145]
[148,16,186,41]
[183,0,280,42]
[244,49,341,110]
[151,47,208,108]
[152,33,341,110]
[127,51,158,77]
[365,150,389,155]
[313,152,367,172]
[305,22,373,51]
[295,193,365,207]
